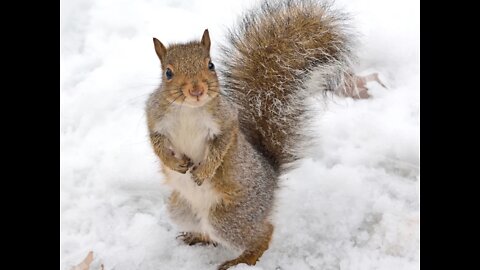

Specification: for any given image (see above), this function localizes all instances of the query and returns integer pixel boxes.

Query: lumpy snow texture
[60,0,419,269]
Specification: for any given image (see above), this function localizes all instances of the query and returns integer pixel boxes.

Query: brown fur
[149,30,219,109]
[209,135,244,205]
[222,0,355,171]
[218,223,274,270]
[189,101,239,186]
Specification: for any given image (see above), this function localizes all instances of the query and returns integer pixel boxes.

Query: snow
[60,0,419,269]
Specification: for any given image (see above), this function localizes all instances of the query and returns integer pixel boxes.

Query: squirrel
[146,0,358,269]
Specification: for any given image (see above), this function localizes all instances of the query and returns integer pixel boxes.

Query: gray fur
[220,0,357,172]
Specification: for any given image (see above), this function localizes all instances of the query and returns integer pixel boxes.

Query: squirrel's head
[153,29,219,108]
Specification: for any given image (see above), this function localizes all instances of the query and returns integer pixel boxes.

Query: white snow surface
[60,0,419,269]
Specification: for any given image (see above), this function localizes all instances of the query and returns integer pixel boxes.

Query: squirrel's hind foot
[176,232,218,247]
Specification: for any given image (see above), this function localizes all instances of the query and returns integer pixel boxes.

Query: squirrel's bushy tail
[221,0,356,172]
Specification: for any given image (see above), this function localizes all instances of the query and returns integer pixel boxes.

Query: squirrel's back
[221,0,356,171]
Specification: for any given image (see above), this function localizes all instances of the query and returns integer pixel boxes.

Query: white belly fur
[154,106,223,241]
[164,170,221,237]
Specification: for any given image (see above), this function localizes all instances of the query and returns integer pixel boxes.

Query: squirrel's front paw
[165,154,193,174]
[190,163,211,186]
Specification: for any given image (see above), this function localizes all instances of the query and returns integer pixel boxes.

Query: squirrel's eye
[208,61,215,71]
[165,68,173,80]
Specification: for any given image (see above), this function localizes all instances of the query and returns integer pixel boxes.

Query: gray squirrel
[146,0,372,269]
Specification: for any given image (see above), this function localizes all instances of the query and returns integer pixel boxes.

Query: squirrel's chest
[155,107,220,163]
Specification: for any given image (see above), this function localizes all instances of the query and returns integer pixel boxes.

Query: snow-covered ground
[60,0,419,269]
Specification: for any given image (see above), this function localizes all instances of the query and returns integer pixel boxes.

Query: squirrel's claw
[190,163,207,186]
[191,173,205,186]
[170,155,193,174]
[177,232,218,246]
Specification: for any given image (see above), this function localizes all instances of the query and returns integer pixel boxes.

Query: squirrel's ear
[153,37,167,63]
[201,29,211,52]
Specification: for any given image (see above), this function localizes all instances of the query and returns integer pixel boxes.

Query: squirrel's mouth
[181,85,219,107]
[165,80,219,107]
[183,93,211,107]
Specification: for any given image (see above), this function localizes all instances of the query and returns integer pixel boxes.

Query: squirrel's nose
[189,88,204,97]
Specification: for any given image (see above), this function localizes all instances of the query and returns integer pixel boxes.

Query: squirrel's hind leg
[217,222,274,270]
[168,192,217,246]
